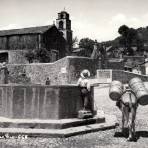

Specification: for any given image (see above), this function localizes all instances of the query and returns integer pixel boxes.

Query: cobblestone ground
[1,85,148,148]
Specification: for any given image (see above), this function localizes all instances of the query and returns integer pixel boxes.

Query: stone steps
[0,114,105,130]
[0,114,118,138]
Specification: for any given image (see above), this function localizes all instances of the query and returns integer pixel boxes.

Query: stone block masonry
[7,56,97,85]
[68,56,97,84]
[0,50,28,64]
[0,84,84,119]
[7,57,69,85]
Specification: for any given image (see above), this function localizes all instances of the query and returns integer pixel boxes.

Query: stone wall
[0,84,83,119]
[112,70,148,83]
[124,56,145,74]
[7,57,69,85]
[67,56,97,84]
[7,56,96,85]
[8,50,28,64]
[124,56,144,63]
[106,56,146,75]
[106,59,124,70]
[0,50,28,64]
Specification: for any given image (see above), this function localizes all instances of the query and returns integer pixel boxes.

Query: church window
[59,21,64,29]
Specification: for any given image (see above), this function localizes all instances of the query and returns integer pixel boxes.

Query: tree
[25,48,51,63]
[118,25,129,37]
[118,25,139,55]
[34,48,51,63]
[71,36,78,48]
[79,38,95,57]
[25,50,35,63]
[126,28,137,55]
[136,37,144,52]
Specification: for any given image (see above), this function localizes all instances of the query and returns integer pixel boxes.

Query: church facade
[0,11,72,63]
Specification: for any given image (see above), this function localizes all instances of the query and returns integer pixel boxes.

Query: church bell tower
[56,10,73,53]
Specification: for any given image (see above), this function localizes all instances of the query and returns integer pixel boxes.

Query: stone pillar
[0,63,9,84]
[38,34,41,49]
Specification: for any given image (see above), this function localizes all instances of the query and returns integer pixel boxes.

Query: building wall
[8,50,28,64]
[43,27,66,60]
[0,34,39,50]
[0,50,28,64]
[0,37,7,49]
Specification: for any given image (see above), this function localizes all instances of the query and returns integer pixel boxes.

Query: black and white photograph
[0,0,148,147]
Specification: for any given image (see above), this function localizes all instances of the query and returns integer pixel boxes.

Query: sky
[0,0,148,42]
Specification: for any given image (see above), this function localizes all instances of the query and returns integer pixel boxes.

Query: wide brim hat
[80,69,90,78]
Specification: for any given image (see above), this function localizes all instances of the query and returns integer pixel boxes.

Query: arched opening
[60,14,64,19]
[59,21,64,29]
[0,52,8,63]
[51,50,59,62]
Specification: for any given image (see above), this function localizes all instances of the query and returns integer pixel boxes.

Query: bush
[25,50,35,63]
[25,48,51,63]
[34,48,50,63]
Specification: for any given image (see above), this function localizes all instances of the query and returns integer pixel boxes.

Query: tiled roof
[72,48,85,53]
[0,25,54,36]
[108,58,123,62]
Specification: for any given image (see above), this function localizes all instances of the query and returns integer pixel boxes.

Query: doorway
[0,52,8,63]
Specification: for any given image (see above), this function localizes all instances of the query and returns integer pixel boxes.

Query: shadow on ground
[114,130,129,138]
[136,131,148,138]
[114,130,148,142]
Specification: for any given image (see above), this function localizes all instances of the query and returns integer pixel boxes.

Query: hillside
[102,26,148,48]
[137,27,148,43]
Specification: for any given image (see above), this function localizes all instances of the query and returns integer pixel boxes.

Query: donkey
[116,87,138,141]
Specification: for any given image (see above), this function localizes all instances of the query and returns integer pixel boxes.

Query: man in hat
[77,69,92,111]
[116,84,138,141]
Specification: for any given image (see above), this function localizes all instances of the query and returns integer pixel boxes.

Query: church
[0,10,73,63]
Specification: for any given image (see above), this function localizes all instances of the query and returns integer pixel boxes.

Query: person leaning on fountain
[77,69,92,112]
